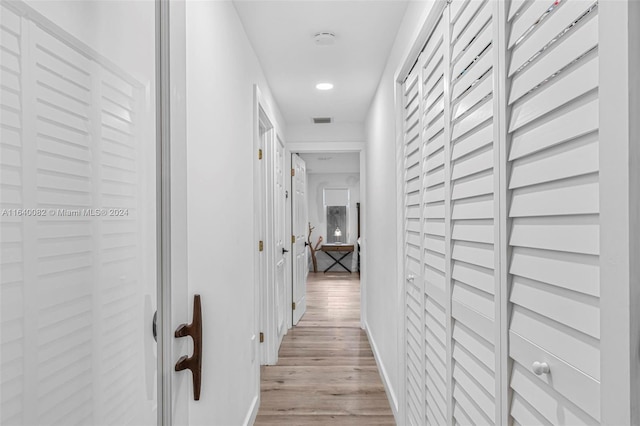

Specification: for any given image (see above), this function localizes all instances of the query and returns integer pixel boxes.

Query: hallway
[255,273,394,425]
[1,0,639,424]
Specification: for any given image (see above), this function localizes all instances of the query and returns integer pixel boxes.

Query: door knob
[282,248,289,254]
[175,295,202,400]
[532,361,550,375]
[152,310,157,342]
[407,274,415,282]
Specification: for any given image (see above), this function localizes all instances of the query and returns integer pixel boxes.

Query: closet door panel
[420,14,448,426]
[403,69,425,426]
[505,5,603,405]
[449,0,498,423]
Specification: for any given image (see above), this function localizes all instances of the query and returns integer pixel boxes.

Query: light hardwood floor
[255,272,395,425]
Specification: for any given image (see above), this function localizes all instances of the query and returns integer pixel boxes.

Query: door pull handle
[175,294,202,400]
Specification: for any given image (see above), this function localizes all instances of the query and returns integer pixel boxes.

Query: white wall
[186,2,285,424]
[307,173,360,272]
[363,0,435,420]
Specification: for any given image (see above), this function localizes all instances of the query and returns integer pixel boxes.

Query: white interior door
[398,0,604,424]
[292,154,308,325]
[504,1,601,423]
[274,137,287,343]
[401,66,425,426]
[0,1,161,424]
[447,1,500,423]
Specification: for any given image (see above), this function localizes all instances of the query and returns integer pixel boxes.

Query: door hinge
[292,302,296,310]
[259,332,264,343]
[291,168,295,176]
[291,235,296,244]
[258,149,263,160]
[259,241,264,252]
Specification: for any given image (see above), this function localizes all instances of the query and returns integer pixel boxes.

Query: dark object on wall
[357,202,361,239]
[357,202,361,274]
[175,294,203,400]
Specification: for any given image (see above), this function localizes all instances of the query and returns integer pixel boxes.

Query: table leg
[323,251,352,273]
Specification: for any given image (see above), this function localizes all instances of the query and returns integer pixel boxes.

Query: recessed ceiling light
[316,83,334,91]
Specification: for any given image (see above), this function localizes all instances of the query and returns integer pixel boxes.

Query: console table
[320,244,354,273]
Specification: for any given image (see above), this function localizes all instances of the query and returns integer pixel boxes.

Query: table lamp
[334,227,342,243]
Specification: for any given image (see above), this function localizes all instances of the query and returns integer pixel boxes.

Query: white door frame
[159,0,191,423]
[599,2,640,424]
[286,142,366,330]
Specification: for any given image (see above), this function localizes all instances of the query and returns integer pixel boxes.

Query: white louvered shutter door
[505,1,601,424]
[403,68,425,426]
[419,15,448,426]
[0,6,25,424]
[448,0,500,424]
[1,5,155,424]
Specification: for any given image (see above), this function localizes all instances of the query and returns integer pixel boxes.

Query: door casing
[254,85,286,366]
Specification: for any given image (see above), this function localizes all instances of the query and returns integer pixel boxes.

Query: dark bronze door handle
[282,248,289,254]
[175,294,202,400]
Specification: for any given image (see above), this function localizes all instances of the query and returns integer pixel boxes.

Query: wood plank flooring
[255,272,395,425]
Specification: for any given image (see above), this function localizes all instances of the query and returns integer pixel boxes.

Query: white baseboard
[365,322,399,421]
[243,394,259,426]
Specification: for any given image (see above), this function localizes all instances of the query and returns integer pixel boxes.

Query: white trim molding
[599,1,640,424]
[242,394,259,426]
[365,322,399,420]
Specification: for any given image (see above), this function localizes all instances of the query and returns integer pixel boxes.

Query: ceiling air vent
[313,117,332,124]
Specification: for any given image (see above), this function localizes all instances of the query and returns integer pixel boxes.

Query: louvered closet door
[448,0,500,424]
[419,15,448,426]
[403,68,425,426]
[0,2,158,424]
[505,1,601,424]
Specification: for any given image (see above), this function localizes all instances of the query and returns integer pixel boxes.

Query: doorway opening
[291,151,363,327]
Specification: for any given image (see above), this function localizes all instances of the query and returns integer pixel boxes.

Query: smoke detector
[314,32,336,46]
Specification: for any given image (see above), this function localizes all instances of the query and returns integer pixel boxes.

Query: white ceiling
[234,1,409,125]
[299,152,360,174]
